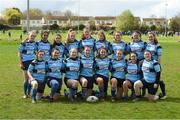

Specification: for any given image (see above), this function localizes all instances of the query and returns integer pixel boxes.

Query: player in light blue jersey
[95,30,112,57]
[110,50,127,101]
[36,31,51,61]
[51,33,65,59]
[134,50,161,101]
[146,32,162,62]
[111,31,128,59]
[79,46,95,98]
[127,31,146,60]
[18,31,37,98]
[65,30,79,58]
[79,27,96,58]
[94,47,111,100]
[145,32,166,99]
[28,50,47,103]
[46,48,64,102]
[64,48,80,102]
[123,52,142,99]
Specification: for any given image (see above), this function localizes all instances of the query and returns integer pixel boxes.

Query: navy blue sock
[27,82,31,95]
[111,86,116,98]
[142,87,146,96]
[82,87,87,98]
[99,86,104,98]
[159,81,166,96]
[32,88,37,100]
[23,81,28,95]
[50,80,59,98]
[70,87,77,98]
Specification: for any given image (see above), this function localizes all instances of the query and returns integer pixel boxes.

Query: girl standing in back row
[65,30,79,58]
[79,27,96,58]
[51,33,65,59]
[145,32,166,99]
[36,31,51,61]
[18,31,37,98]
[95,30,112,57]
[127,31,146,61]
[111,31,127,59]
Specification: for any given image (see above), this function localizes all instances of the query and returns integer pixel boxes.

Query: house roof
[142,18,166,21]
[22,16,43,20]
[46,16,68,20]
[95,16,115,20]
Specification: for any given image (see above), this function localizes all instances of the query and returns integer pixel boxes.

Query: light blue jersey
[64,57,80,80]
[47,58,64,79]
[79,38,95,57]
[18,41,37,62]
[127,40,146,60]
[80,55,94,77]
[65,40,79,57]
[111,58,127,79]
[95,40,112,56]
[111,41,127,59]
[95,57,110,78]
[52,43,65,58]
[146,42,162,61]
[36,40,51,61]
[126,61,141,83]
[28,60,47,83]
[141,59,161,83]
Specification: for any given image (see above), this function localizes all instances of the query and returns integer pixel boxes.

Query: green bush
[0,24,11,30]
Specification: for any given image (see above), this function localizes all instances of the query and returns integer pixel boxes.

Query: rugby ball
[86,96,99,103]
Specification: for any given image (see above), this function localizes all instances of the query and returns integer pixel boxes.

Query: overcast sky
[0,0,179,18]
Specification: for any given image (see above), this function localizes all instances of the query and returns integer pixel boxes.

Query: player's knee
[123,81,129,88]
[97,77,103,85]
[31,81,38,88]
[111,78,117,86]
[72,81,78,88]
[134,80,141,89]
[82,79,88,87]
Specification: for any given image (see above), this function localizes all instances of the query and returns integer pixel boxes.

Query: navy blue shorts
[79,75,94,89]
[125,79,135,91]
[37,81,46,93]
[94,74,109,94]
[22,60,33,71]
[47,77,62,93]
[111,77,125,88]
[64,77,78,88]
[141,80,157,95]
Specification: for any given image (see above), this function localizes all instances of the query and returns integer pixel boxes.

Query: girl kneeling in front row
[28,50,47,103]
[64,48,80,102]
[94,47,111,100]
[123,52,142,100]
[134,50,161,102]
[110,50,127,101]
[79,46,95,99]
[46,48,64,102]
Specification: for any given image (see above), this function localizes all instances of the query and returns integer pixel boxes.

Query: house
[134,17,141,24]
[45,16,68,26]
[142,18,167,26]
[21,16,43,29]
[95,16,116,26]
[21,16,169,29]
[71,16,90,26]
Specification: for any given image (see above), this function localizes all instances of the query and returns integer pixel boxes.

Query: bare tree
[64,10,74,26]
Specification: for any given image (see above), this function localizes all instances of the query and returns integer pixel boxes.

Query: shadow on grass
[159,96,180,103]
[2,92,180,104]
